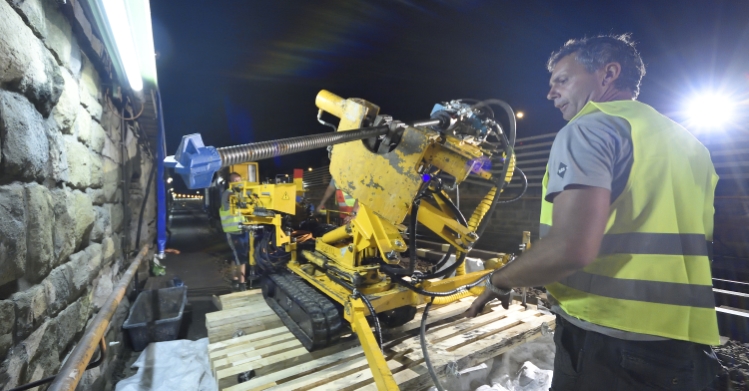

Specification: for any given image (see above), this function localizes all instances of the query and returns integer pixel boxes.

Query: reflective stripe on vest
[541,100,719,345]
[336,189,355,207]
[219,209,243,233]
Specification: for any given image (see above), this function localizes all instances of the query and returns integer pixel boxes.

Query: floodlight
[685,93,736,129]
[101,0,142,91]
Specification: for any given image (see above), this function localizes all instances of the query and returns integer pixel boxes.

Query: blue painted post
[156,90,167,257]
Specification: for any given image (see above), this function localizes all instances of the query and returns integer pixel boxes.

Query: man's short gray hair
[547,34,646,98]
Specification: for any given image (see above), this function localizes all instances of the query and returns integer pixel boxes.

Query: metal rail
[48,244,150,391]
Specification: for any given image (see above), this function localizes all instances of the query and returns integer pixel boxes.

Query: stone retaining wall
[0,1,156,389]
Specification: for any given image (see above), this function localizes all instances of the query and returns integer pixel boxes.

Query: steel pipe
[48,244,150,391]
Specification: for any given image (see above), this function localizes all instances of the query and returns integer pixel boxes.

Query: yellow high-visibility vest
[219,206,244,233]
[541,100,720,345]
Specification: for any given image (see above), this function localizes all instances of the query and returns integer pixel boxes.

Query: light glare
[686,94,735,129]
[102,0,143,91]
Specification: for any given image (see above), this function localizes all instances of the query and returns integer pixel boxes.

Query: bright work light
[685,93,736,129]
[101,0,142,91]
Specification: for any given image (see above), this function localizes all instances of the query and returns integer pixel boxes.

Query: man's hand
[464,287,512,318]
[316,204,326,214]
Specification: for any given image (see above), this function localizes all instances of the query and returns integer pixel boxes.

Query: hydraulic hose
[355,290,383,354]
[216,125,390,167]
[421,302,445,391]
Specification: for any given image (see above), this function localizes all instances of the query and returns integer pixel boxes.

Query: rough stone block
[90,152,103,189]
[73,190,95,248]
[0,91,50,180]
[77,291,92,331]
[75,105,92,142]
[91,265,113,312]
[86,242,103,278]
[90,121,106,153]
[55,298,79,352]
[90,207,112,243]
[12,284,47,340]
[68,249,89,298]
[0,0,63,116]
[110,203,124,233]
[0,299,15,359]
[7,0,46,38]
[24,183,54,283]
[102,237,115,264]
[24,348,60,389]
[50,68,79,134]
[0,344,28,389]
[101,134,121,162]
[50,188,76,264]
[22,318,56,363]
[101,158,121,203]
[63,135,91,189]
[45,123,69,183]
[86,188,106,206]
[39,0,73,69]
[0,183,26,287]
[43,263,73,316]
[79,54,102,120]
[0,333,11,362]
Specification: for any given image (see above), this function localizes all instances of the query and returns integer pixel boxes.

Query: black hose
[389,270,490,298]
[356,291,383,354]
[421,301,446,391]
[135,163,157,250]
[496,166,527,204]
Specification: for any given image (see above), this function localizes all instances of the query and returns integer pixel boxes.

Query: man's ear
[602,62,622,87]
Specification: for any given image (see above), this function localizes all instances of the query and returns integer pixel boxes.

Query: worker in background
[466,34,722,390]
[220,172,249,291]
[317,178,358,224]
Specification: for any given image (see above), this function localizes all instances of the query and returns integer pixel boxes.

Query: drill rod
[217,125,390,167]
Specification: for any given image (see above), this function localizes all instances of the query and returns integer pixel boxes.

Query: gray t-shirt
[545,111,632,203]
[545,111,667,341]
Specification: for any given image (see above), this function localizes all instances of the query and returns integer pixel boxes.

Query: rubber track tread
[262,272,341,350]
[285,273,343,346]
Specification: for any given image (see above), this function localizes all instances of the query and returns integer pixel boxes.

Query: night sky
[151,0,749,190]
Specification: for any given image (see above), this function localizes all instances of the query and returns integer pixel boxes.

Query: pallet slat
[207,291,555,391]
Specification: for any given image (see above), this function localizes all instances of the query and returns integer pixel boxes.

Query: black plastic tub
[123,286,187,351]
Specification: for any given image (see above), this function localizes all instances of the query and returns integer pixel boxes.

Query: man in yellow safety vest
[317,179,358,223]
[220,172,249,291]
[466,34,722,389]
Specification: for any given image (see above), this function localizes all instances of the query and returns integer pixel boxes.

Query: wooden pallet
[206,290,555,391]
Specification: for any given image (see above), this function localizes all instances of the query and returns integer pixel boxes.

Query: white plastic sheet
[115,338,218,391]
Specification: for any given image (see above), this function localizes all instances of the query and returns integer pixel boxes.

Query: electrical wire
[105,91,145,121]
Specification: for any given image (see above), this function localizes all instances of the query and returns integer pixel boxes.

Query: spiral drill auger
[165,125,390,189]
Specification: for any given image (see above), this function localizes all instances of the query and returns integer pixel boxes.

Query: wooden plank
[390,304,525,354]
[207,306,275,329]
[211,333,298,362]
[208,315,285,343]
[213,295,223,311]
[432,308,540,351]
[396,315,555,391]
[209,327,291,354]
[306,358,404,391]
[224,346,365,391]
[208,290,554,391]
[216,339,361,389]
[213,339,304,372]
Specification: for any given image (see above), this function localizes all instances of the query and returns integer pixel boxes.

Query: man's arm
[317,183,336,210]
[466,185,610,316]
